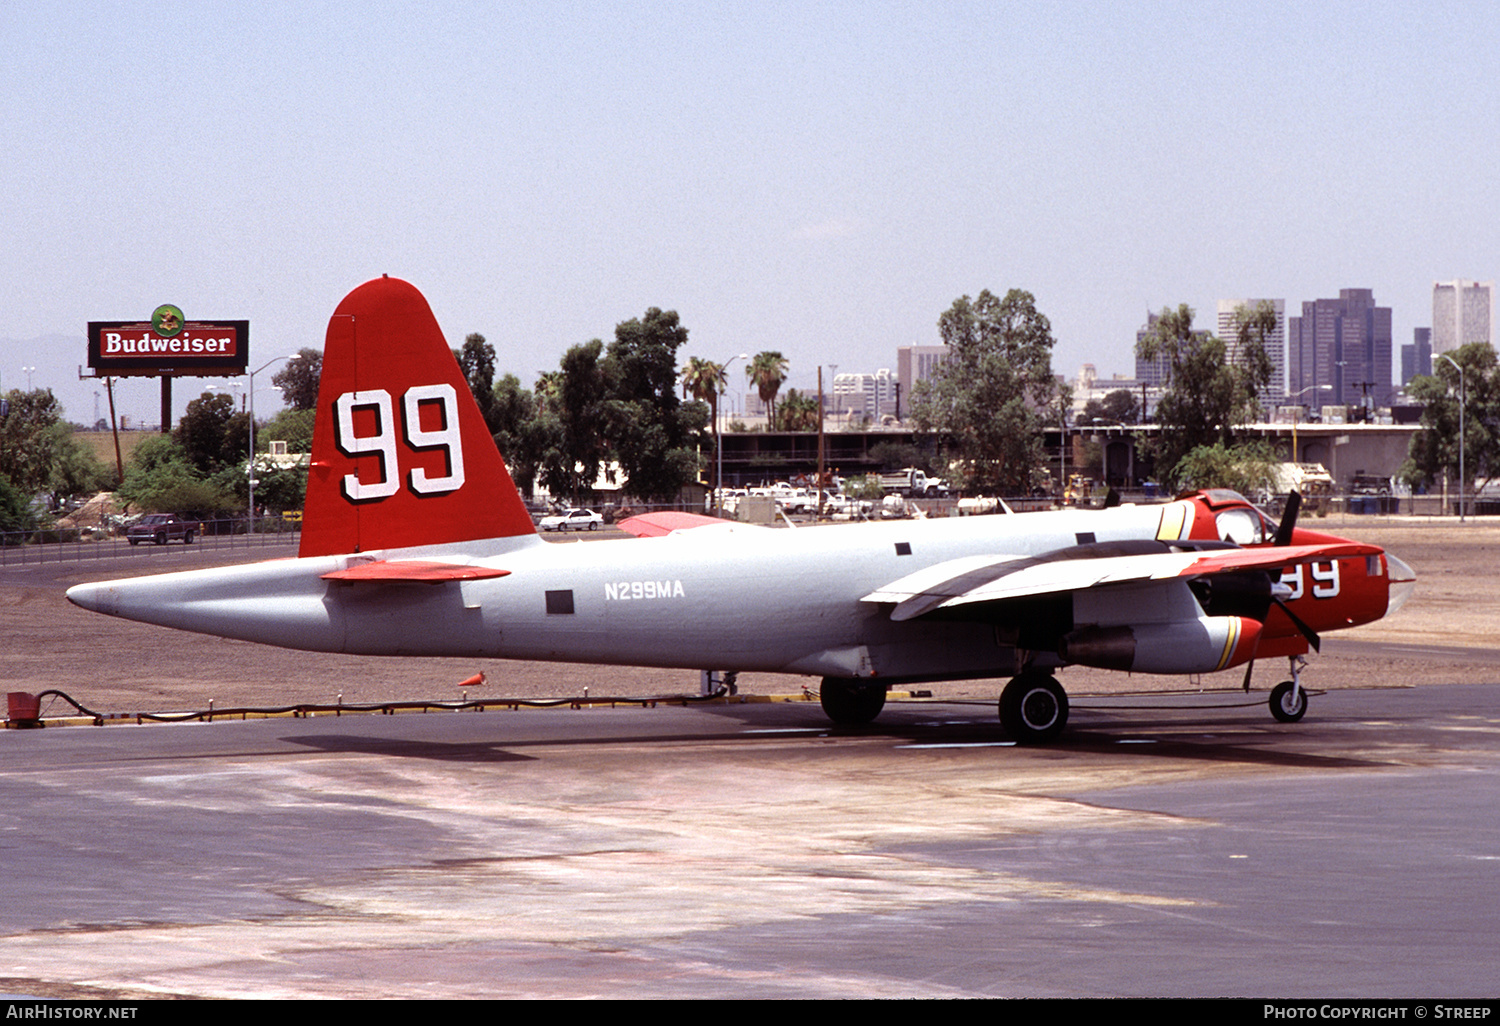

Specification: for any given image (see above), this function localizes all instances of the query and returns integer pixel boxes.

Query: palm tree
[746,351,789,427]
[775,389,821,432]
[680,357,727,493]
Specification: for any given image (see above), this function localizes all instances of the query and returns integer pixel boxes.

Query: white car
[539,508,603,532]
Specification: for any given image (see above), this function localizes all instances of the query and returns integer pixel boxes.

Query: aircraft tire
[1269,681,1307,723]
[999,672,1069,743]
[819,677,886,725]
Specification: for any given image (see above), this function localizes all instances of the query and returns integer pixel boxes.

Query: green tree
[774,389,821,431]
[489,373,544,495]
[0,389,69,495]
[600,308,705,501]
[115,435,237,514]
[0,474,39,539]
[175,392,243,474]
[271,348,323,411]
[45,423,112,501]
[260,408,317,452]
[456,333,499,431]
[681,357,726,489]
[1172,440,1279,495]
[1136,304,1271,490]
[541,340,610,500]
[1401,341,1500,493]
[747,351,789,426]
[910,289,1063,492]
[1082,388,1138,426]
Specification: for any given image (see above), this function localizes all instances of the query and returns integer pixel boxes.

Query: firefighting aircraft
[66,276,1415,742]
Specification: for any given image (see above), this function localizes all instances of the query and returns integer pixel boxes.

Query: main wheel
[999,672,1069,743]
[1269,681,1307,723]
[819,677,887,725]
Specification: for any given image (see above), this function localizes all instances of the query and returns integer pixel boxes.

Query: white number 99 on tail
[334,385,466,502]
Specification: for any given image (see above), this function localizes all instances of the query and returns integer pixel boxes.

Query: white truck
[1261,462,1334,515]
[879,467,948,498]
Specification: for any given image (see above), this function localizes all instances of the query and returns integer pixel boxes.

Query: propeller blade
[1274,490,1302,547]
[1271,595,1321,653]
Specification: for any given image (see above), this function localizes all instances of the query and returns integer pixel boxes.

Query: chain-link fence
[0,516,302,566]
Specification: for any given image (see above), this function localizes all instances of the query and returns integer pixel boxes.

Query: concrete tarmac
[3,685,1498,998]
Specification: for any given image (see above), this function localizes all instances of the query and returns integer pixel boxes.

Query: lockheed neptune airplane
[66,276,1415,742]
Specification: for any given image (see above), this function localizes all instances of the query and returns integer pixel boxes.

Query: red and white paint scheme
[67,276,1415,741]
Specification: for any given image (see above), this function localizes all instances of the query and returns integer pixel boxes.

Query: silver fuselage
[68,506,1187,683]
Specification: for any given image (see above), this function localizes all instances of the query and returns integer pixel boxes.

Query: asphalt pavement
[2,684,1497,998]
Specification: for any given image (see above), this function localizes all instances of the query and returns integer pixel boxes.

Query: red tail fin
[299,276,536,557]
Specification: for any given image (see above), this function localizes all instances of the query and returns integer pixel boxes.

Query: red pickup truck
[126,513,200,546]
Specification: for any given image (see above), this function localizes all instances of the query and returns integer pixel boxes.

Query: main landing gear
[818,677,887,725]
[998,671,1070,743]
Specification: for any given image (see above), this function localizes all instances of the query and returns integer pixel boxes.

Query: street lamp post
[716,353,748,517]
[1436,353,1466,522]
[247,354,300,536]
[1286,384,1332,463]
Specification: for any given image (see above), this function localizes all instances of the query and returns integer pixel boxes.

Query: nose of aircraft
[1385,552,1416,616]
[65,581,114,615]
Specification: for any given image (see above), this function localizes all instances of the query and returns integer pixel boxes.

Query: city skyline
[4,3,1497,427]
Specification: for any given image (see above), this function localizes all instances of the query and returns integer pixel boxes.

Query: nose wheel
[1269,656,1309,723]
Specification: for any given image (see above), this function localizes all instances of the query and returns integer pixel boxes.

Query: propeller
[1270,592,1321,652]
[1266,490,1321,650]
[1273,490,1302,547]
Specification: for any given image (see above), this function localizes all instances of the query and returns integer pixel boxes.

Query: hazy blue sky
[3,1,1496,426]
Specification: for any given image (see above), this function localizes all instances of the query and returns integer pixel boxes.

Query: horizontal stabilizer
[320,560,511,583]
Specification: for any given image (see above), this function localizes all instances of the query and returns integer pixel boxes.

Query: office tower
[1217,298,1286,404]
[1402,328,1432,385]
[1287,288,1393,411]
[1432,280,1494,355]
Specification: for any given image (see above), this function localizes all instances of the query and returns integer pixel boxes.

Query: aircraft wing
[616,512,768,537]
[864,541,1380,622]
[320,560,511,583]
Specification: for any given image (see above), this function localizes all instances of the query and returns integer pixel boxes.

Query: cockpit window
[1216,507,1264,545]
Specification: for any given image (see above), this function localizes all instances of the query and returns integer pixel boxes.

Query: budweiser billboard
[88,304,249,376]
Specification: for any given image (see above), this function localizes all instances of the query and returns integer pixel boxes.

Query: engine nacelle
[1060,615,1262,674]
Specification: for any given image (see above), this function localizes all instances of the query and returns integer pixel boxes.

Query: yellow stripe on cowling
[1156,501,1189,541]
[1214,617,1240,671]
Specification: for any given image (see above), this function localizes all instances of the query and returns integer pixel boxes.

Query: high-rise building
[1132,311,1174,388]
[831,369,894,420]
[1217,298,1286,404]
[1287,288,1393,413]
[895,345,948,420]
[1432,280,1493,355]
[1402,328,1432,385]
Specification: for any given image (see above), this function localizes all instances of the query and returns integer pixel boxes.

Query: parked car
[126,513,200,546]
[538,508,603,532]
